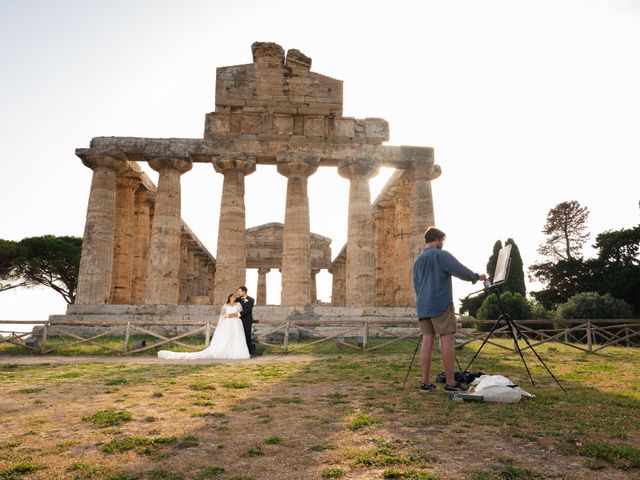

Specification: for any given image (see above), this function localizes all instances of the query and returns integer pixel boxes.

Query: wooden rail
[0,318,638,355]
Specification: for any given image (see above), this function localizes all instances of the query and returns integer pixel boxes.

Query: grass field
[1,339,639,479]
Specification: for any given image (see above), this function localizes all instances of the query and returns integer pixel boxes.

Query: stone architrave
[109,175,141,304]
[130,187,155,305]
[277,159,318,305]
[75,156,128,305]
[338,159,380,306]
[145,156,193,304]
[256,267,270,305]
[212,156,256,305]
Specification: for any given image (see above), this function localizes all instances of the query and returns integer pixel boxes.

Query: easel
[463,245,566,393]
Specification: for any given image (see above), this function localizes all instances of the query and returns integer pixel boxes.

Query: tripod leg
[509,319,567,394]
[463,315,505,374]
[402,335,422,389]
[504,315,536,386]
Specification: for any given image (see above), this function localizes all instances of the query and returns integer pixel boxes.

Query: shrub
[526,300,555,330]
[556,292,633,320]
[476,292,531,331]
[459,315,476,329]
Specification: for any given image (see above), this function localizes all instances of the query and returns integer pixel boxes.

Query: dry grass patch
[0,341,639,479]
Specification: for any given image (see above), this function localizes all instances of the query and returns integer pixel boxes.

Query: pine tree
[538,200,590,260]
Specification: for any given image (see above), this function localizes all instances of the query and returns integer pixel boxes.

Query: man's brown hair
[424,227,446,244]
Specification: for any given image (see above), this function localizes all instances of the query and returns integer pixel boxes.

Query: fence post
[586,320,593,353]
[283,320,290,351]
[123,322,131,353]
[205,319,211,347]
[40,322,48,354]
[363,321,368,352]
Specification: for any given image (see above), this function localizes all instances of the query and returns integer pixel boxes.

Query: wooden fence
[0,318,639,355]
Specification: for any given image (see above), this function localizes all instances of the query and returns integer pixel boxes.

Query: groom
[236,286,255,355]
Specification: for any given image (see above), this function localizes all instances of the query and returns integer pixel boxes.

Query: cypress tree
[504,238,526,296]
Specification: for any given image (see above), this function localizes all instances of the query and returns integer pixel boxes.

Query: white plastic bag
[470,375,535,403]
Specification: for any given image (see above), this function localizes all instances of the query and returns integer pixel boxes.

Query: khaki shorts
[419,304,457,335]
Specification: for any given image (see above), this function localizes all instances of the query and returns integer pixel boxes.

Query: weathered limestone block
[338,159,380,306]
[145,156,193,304]
[241,114,262,135]
[393,178,413,306]
[191,295,210,305]
[273,114,294,135]
[213,156,256,304]
[208,113,230,134]
[304,116,325,137]
[76,155,129,305]
[334,117,355,138]
[210,42,343,124]
[365,118,390,142]
[277,159,318,305]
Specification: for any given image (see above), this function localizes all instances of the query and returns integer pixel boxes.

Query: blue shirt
[412,248,479,319]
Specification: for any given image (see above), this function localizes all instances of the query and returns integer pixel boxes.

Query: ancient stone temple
[54,42,440,328]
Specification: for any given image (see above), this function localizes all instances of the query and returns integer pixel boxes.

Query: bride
[158,293,250,360]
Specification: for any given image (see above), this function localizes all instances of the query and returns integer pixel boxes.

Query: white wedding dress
[158,303,250,360]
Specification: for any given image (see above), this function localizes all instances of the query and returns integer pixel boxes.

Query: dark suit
[239,295,255,353]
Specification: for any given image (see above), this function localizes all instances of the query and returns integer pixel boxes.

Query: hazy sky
[1,0,639,326]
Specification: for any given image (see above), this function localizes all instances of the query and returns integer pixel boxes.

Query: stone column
[383,204,397,306]
[109,175,141,304]
[338,159,380,306]
[310,269,320,304]
[196,253,209,297]
[373,205,387,306]
[178,242,191,304]
[212,156,256,305]
[256,267,270,305]
[207,263,216,304]
[409,163,437,262]
[145,156,192,305]
[277,159,318,305]
[75,156,128,305]
[329,249,346,306]
[130,187,155,305]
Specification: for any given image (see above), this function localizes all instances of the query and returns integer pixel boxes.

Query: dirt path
[0,353,317,366]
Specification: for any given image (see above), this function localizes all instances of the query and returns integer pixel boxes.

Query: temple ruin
[53,42,441,328]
